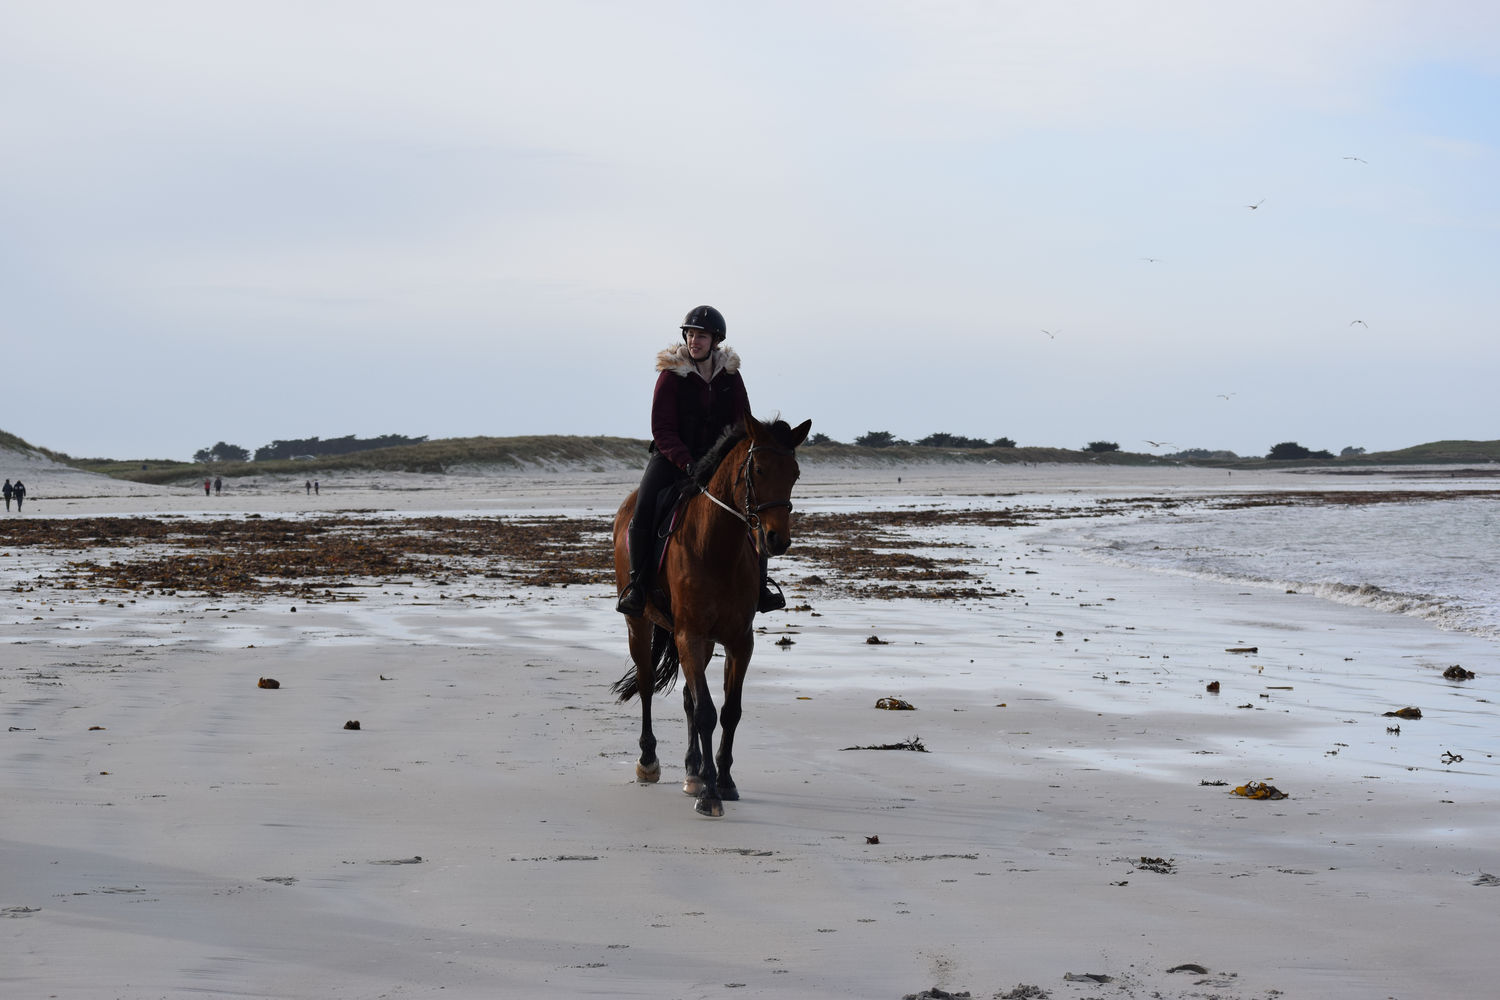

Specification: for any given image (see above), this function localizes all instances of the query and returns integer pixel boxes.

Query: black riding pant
[628,453,686,578]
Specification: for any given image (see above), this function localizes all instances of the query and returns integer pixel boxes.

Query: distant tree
[915,432,992,449]
[992,437,1017,448]
[194,441,249,463]
[1084,441,1119,453]
[1340,446,1366,457]
[1170,447,1241,460]
[855,430,898,448]
[806,432,835,446]
[254,433,428,461]
[1267,441,1312,460]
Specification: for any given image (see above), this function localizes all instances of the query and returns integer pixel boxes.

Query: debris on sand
[1443,664,1476,681]
[876,696,915,710]
[865,835,880,844]
[258,677,280,689]
[998,986,1050,999]
[1472,873,1500,887]
[1063,972,1114,983]
[775,636,795,646]
[1231,780,1288,800]
[1130,856,1177,874]
[1166,963,1209,974]
[866,635,889,645]
[1441,750,1463,765]
[1225,646,1258,653]
[902,988,970,1000]
[842,736,927,752]
[1383,706,1422,719]
[343,720,361,730]
[1206,680,1220,693]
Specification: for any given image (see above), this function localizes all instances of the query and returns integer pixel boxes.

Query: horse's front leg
[714,630,753,802]
[678,635,723,817]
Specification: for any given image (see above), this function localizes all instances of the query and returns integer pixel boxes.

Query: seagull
[1246,199,1265,210]
[1041,328,1058,339]
[1143,439,1175,449]
[1343,155,1367,164]
[1140,256,1162,263]
[1216,392,1236,400]
[1350,319,1368,327]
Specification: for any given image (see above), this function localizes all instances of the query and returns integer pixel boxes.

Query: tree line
[193,434,428,464]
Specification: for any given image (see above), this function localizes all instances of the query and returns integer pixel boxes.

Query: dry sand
[3,459,1499,999]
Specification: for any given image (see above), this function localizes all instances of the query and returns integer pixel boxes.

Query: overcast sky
[4,1,1496,460]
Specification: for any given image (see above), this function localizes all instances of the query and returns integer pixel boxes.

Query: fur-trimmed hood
[655,342,741,379]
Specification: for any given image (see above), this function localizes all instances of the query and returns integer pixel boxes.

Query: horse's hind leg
[628,618,660,783]
[678,637,723,817]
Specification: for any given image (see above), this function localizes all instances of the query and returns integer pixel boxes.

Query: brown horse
[610,413,812,817]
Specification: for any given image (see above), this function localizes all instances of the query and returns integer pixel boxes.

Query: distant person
[213,476,223,496]
[314,480,319,495]
[305,480,312,495]
[203,477,211,496]
[11,479,24,512]
[615,304,782,616]
[3,479,11,512]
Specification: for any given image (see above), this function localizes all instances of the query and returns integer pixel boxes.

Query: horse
[610,413,812,817]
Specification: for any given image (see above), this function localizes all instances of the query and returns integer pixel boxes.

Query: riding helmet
[680,305,727,344]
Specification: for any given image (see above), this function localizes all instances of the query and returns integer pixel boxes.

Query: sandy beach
[4,459,1499,999]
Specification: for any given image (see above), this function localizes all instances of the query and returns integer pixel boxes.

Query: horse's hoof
[636,760,661,783]
[682,776,705,797]
[719,784,740,801]
[695,797,725,818]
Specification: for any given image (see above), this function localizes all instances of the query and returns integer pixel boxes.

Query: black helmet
[680,305,726,344]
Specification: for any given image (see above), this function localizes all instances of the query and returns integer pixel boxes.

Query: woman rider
[615,305,785,617]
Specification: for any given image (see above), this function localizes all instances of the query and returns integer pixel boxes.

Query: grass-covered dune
[6,428,1498,486]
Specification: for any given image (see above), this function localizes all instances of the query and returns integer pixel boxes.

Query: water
[1058,494,1500,641]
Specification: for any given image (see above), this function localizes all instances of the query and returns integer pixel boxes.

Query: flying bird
[1041,328,1058,339]
[1350,319,1368,327]
[1343,155,1368,163]
[1216,392,1236,400]
[1140,256,1162,263]
[1246,199,1265,210]
[1143,440,1175,449]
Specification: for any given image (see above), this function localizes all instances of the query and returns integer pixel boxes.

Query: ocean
[1056,490,1500,642]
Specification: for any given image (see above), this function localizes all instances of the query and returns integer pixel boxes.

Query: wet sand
[3,461,1498,998]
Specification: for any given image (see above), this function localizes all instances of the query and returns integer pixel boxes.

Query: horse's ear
[789,419,812,448]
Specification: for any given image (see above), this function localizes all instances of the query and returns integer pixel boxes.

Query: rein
[697,442,794,551]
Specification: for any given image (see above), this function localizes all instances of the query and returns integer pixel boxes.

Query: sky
[3,1,1497,461]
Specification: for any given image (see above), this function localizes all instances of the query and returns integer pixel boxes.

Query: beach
[4,460,1499,999]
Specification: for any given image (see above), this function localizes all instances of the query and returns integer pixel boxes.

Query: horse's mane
[690,414,797,490]
[692,425,747,489]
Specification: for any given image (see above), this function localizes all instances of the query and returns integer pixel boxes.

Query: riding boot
[616,516,652,616]
[757,552,785,613]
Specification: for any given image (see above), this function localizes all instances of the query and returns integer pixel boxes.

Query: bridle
[698,442,795,542]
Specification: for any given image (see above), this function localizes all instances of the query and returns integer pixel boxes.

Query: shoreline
[4,470,1499,998]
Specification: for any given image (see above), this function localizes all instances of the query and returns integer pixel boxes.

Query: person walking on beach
[615,304,784,616]
[313,480,319,495]
[203,477,211,496]
[213,476,222,496]
[3,479,11,512]
[11,479,24,512]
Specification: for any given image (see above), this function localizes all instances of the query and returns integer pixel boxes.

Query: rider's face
[684,329,714,360]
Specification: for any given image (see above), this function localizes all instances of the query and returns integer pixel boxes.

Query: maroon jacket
[650,343,749,471]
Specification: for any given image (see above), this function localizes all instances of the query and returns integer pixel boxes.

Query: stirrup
[616,578,647,617]
[757,580,786,614]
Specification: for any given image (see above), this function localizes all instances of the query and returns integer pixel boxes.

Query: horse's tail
[611,624,680,703]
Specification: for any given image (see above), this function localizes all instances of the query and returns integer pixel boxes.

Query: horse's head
[742,414,811,556]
